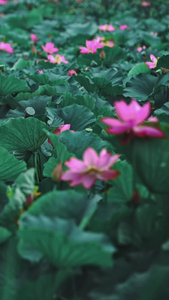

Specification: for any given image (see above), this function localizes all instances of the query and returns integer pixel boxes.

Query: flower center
[55,55,61,63]
[84,165,100,175]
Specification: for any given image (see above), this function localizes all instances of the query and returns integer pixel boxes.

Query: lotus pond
[0,0,169,299]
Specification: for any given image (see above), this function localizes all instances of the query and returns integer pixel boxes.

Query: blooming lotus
[99,24,115,32]
[48,124,72,145]
[101,99,165,145]
[68,69,77,76]
[79,39,104,54]
[0,42,13,53]
[30,34,38,44]
[48,54,69,64]
[61,148,120,189]
[145,54,158,69]
[41,42,59,54]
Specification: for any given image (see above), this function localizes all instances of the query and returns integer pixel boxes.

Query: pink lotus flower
[41,42,59,54]
[37,69,43,74]
[48,124,72,145]
[101,99,165,145]
[79,39,104,54]
[0,0,8,4]
[48,54,69,64]
[99,24,115,32]
[30,34,38,44]
[0,42,13,53]
[145,54,158,69]
[141,1,151,6]
[119,24,130,30]
[68,69,77,76]
[61,148,120,189]
[137,45,146,52]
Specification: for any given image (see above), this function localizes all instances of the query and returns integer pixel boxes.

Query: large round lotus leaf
[0,118,48,159]
[0,147,27,181]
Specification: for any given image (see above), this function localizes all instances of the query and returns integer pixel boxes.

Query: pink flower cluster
[101,99,165,144]
[39,41,69,64]
[50,99,165,189]
[30,35,69,65]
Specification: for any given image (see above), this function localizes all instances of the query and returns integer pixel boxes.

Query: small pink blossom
[68,69,77,76]
[119,24,130,30]
[101,99,165,145]
[99,24,115,32]
[137,45,146,52]
[48,54,69,64]
[61,148,120,189]
[30,34,38,44]
[79,39,104,54]
[48,124,72,145]
[0,42,13,53]
[145,54,158,69]
[141,1,151,7]
[41,42,59,54]
[0,0,8,4]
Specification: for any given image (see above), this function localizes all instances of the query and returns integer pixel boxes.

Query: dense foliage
[0,0,169,299]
